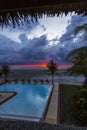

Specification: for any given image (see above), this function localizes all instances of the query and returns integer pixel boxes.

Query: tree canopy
[66,23,87,81]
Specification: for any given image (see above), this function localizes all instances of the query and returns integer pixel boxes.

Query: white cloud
[28,13,73,41]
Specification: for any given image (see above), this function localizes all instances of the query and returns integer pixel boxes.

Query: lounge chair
[46,79,49,84]
[14,79,18,84]
[27,79,31,83]
[21,79,25,84]
[33,79,37,84]
[40,79,44,84]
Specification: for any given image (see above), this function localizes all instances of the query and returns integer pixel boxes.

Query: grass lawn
[60,83,82,125]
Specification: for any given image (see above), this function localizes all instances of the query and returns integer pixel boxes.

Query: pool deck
[44,82,59,124]
[0,92,17,105]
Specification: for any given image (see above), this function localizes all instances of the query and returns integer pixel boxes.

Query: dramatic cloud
[58,14,87,60]
[0,13,87,65]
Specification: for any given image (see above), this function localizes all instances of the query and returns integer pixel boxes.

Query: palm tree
[74,23,87,61]
[67,48,87,125]
[66,24,87,125]
[73,24,87,86]
[47,60,58,84]
[66,23,87,86]
[0,65,11,83]
[66,47,87,87]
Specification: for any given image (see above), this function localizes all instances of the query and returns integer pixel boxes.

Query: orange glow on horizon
[11,63,47,67]
[10,63,72,69]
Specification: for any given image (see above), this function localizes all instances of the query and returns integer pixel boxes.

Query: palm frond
[66,46,87,61]
[66,45,87,77]
[0,0,87,27]
[75,23,87,35]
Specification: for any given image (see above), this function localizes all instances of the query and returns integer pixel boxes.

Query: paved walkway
[45,82,59,124]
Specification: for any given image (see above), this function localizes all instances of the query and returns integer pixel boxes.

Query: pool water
[0,83,52,121]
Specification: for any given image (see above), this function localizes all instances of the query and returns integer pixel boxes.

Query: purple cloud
[0,14,87,65]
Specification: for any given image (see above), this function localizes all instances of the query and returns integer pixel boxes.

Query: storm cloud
[0,13,87,65]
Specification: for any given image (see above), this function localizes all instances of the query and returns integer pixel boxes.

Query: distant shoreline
[0,68,84,84]
[0,64,72,70]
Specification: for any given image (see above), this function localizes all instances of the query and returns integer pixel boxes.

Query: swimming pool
[0,83,52,121]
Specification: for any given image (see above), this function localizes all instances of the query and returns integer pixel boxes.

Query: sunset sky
[0,12,87,68]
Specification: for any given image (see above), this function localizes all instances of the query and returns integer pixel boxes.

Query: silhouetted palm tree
[47,60,58,84]
[66,23,87,125]
[66,47,87,87]
[72,24,87,86]
[74,23,87,63]
[0,65,11,83]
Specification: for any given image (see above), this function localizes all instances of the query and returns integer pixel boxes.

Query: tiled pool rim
[42,84,54,121]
